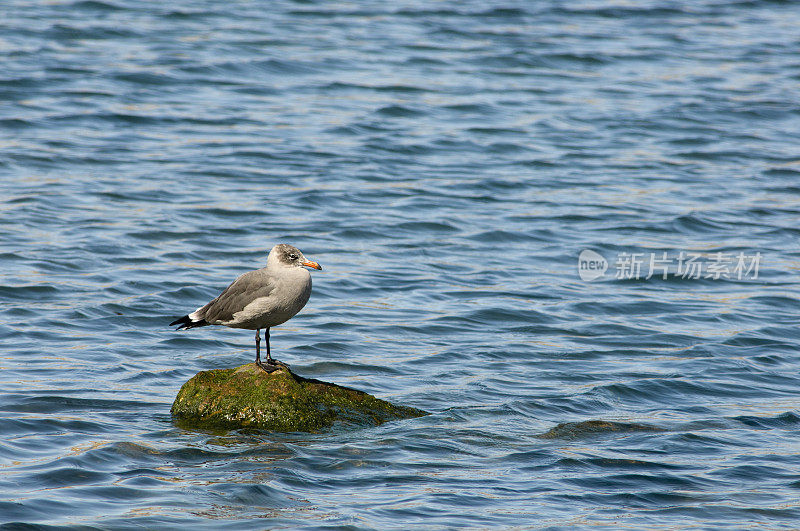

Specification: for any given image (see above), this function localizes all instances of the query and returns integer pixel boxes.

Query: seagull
[170,244,322,372]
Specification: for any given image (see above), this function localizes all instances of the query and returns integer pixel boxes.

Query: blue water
[3,0,800,528]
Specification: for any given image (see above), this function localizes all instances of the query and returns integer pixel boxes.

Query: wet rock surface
[171,363,427,432]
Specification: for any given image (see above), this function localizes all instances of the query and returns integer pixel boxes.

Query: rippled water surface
[3,0,800,528]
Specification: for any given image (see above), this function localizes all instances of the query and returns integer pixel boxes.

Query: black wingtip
[170,315,208,330]
[170,315,191,327]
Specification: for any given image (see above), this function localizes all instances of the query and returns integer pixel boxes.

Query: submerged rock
[171,363,427,432]
[538,420,663,440]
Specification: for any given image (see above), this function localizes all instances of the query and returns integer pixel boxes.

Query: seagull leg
[254,328,261,366]
[265,328,272,363]
[256,328,286,373]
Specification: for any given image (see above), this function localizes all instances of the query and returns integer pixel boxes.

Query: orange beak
[302,260,322,270]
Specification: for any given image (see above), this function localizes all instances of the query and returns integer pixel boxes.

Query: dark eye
[289,253,298,260]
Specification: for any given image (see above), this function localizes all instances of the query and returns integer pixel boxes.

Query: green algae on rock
[171,363,427,432]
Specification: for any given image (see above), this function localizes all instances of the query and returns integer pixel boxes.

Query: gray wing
[197,269,275,324]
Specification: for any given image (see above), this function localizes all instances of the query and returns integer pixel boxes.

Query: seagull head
[271,243,322,270]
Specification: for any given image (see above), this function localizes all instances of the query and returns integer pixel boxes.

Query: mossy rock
[171,363,427,432]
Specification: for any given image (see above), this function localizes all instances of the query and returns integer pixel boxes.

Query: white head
[267,244,322,270]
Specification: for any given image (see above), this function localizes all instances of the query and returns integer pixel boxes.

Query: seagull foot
[256,359,290,374]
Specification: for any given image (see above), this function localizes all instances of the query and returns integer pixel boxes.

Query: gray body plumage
[190,266,311,330]
[171,243,320,333]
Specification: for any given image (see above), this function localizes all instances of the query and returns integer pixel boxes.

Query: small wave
[70,0,127,11]
[45,23,139,40]
[374,105,425,117]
